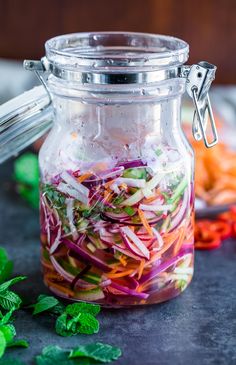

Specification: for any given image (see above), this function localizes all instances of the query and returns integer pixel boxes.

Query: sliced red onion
[126,276,139,290]
[118,160,146,169]
[49,224,62,254]
[83,167,124,186]
[120,230,148,260]
[61,171,89,197]
[120,226,150,259]
[100,279,112,288]
[113,245,142,261]
[57,182,89,205]
[139,248,193,285]
[110,281,149,299]
[169,190,189,232]
[66,198,79,241]
[100,212,130,223]
[50,256,74,283]
[63,238,112,273]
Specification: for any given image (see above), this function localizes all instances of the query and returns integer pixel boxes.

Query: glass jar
[0,32,218,307]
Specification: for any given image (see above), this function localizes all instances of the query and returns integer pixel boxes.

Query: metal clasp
[23,58,52,103]
[183,61,218,148]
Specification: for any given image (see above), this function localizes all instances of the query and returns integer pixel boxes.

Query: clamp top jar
[0,32,218,306]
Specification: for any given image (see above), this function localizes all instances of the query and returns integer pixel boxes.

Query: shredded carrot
[104,179,116,189]
[138,209,153,237]
[71,132,78,139]
[173,226,186,255]
[107,269,134,278]
[77,172,93,183]
[137,259,145,280]
[104,190,114,202]
[143,195,157,204]
[119,255,127,266]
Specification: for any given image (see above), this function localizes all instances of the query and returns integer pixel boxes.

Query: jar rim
[45,31,189,72]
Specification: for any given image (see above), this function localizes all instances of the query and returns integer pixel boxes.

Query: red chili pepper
[194,232,221,250]
[194,225,222,250]
[208,221,232,239]
[232,222,236,238]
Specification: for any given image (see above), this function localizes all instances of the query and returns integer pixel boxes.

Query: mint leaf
[56,312,99,337]
[0,331,6,359]
[36,345,89,365]
[0,277,26,293]
[32,295,61,315]
[69,342,122,363]
[0,249,13,284]
[0,309,15,325]
[0,291,22,310]
[55,313,71,337]
[0,357,26,365]
[7,339,29,348]
[0,324,16,343]
[65,302,100,317]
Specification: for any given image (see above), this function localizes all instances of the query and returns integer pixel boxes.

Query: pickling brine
[40,145,194,306]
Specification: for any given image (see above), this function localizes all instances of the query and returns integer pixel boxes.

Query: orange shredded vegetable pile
[193,141,236,205]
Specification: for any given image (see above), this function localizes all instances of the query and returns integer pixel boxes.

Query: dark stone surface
[0,160,236,365]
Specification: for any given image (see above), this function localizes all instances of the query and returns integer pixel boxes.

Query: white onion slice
[139,204,173,211]
[61,171,89,197]
[57,182,88,205]
[120,226,150,259]
[151,227,164,249]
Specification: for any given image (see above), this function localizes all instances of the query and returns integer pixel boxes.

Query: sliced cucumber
[123,168,147,180]
[74,287,105,301]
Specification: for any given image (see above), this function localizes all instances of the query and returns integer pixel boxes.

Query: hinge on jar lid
[180,61,218,148]
[23,58,52,103]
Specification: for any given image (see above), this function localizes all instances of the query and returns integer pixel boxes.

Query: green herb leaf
[0,276,26,293]
[56,312,99,337]
[0,290,22,311]
[0,249,13,284]
[7,339,29,348]
[0,324,16,343]
[0,357,26,365]
[0,309,15,326]
[67,313,99,335]
[65,302,100,317]
[36,345,89,365]
[69,342,122,363]
[32,295,61,315]
[0,331,6,359]
[55,313,71,337]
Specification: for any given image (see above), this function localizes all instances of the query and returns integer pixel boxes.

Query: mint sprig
[69,343,122,363]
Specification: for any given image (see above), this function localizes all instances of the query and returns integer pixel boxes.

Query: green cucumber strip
[123,206,135,216]
[123,168,147,180]
[168,179,187,204]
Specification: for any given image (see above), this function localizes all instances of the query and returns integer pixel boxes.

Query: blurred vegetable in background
[14,152,39,209]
